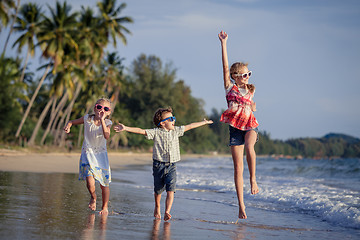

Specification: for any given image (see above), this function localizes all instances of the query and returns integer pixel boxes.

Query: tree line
[1,0,359,159]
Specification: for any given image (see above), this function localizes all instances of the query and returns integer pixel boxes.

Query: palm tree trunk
[53,109,67,145]
[51,101,66,144]
[15,64,51,138]
[27,97,54,146]
[51,94,68,137]
[58,81,83,147]
[39,96,57,145]
[110,87,119,112]
[2,0,20,56]
[19,47,30,82]
[40,92,68,145]
[109,133,121,150]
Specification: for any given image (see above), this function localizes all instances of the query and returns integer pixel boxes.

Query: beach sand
[0,149,153,173]
[0,149,357,239]
[0,149,209,173]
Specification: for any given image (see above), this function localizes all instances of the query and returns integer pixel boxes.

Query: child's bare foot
[164,212,172,221]
[250,179,259,195]
[154,206,161,219]
[239,204,247,219]
[99,208,108,215]
[88,197,96,211]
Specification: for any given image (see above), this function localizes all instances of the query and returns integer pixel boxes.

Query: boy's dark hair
[153,107,173,127]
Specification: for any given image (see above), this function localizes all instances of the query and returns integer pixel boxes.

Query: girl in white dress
[64,98,113,215]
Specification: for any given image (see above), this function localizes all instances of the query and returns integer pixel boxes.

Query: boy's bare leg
[164,191,174,221]
[245,130,259,195]
[231,145,247,219]
[154,193,161,219]
[99,185,109,215]
[86,176,97,211]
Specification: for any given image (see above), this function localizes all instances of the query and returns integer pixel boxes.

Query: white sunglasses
[233,71,252,78]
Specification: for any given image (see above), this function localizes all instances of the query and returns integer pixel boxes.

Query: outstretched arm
[184,119,213,132]
[218,30,231,90]
[114,123,147,135]
[64,116,84,133]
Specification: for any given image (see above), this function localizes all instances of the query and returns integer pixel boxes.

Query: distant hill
[322,133,360,144]
[254,131,360,158]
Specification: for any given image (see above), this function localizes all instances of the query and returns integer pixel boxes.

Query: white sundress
[79,114,112,187]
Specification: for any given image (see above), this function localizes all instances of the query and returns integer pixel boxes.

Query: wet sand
[1,169,349,240]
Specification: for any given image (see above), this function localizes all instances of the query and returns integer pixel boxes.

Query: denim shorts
[153,160,177,194]
[229,126,259,146]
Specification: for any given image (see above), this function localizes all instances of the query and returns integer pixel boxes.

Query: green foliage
[260,134,360,158]
[113,54,219,152]
[0,56,26,140]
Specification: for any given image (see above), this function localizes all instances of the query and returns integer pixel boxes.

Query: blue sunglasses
[158,116,176,126]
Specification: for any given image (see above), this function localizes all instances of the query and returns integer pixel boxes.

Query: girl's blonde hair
[89,97,112,119]
[230,62,255,93]
[95,97,111,106]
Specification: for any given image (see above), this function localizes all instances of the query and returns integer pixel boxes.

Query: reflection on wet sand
[82,213,108,240]
[0,172,94,239]
[151,219,171,240]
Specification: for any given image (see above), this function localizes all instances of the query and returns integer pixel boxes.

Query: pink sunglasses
[95,104,111,112]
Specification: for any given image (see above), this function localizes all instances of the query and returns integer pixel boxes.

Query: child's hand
[64,121,72,133]
[114,123,126,132]
[100,111,106,120]
[204,118,214,124]
[218,30,228,42]
[251,101,257,112]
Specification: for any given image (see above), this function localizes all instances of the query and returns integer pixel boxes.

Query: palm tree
[2,0,20,56]
[12,3,42,82]
[97,0,133,47]
[37,1,79,73]
[101,51,124,110]
[27,1,79,146]
[0,0,15,32]
[15,62,51,138]
[78,6,105,66]
[13,3,44,138]
[57,1,132,147]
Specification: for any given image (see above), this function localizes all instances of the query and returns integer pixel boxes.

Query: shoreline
[0,148,226,173]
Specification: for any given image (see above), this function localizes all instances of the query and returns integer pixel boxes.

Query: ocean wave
[177,157,360,229]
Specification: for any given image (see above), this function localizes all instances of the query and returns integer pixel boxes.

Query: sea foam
[177,157,360,229]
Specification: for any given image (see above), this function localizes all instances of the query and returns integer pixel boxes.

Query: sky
[1,0,360,140]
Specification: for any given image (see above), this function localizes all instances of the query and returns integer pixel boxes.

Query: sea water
[175,156,360,230]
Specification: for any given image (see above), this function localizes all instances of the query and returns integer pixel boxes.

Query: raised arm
[114,123,147,135]
[184,119,213,132]
[218,30,231,89]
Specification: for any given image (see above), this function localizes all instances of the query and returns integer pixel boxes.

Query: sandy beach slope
[0,148,209,173]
